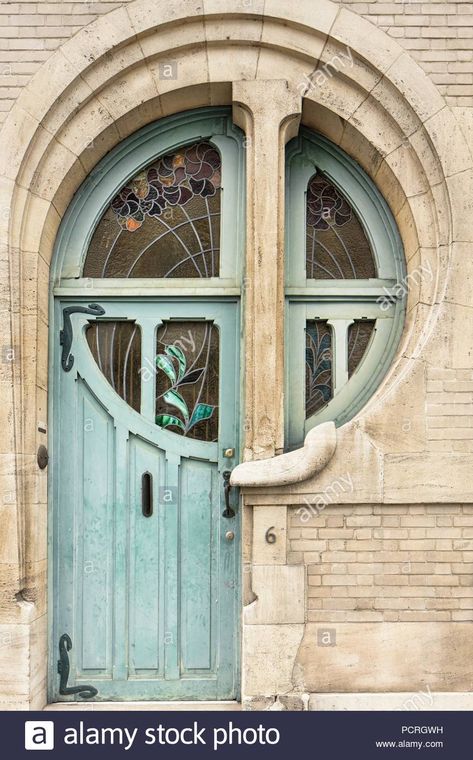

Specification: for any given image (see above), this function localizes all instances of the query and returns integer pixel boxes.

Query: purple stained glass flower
[307,176,352,230]
[110,142,221,232]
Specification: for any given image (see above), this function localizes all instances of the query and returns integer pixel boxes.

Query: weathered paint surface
[52,299,240,701]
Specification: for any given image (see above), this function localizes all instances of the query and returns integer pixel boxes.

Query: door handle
[141,472,153,517]
[222,470,235,518]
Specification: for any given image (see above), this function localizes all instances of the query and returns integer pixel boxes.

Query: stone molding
[231,422,337,487]
[0,0,472,709]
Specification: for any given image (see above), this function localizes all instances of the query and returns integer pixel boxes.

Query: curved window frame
[285,130,406,447]
[51,107,245,294]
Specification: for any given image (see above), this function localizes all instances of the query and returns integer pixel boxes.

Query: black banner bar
[4,709,469,759]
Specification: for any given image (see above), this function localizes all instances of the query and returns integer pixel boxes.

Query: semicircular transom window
[83,141,222,278]
[286,131,406,447]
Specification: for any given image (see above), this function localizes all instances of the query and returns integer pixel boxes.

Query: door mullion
[286,302,307,446]
[327,319,353,396]
[139,319,158,423]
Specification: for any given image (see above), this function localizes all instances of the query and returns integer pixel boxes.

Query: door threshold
[45,701,241,711]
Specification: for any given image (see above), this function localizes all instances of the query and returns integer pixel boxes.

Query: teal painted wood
[285,130,406,446]
[51,299,240,701]
[48,109,244,702]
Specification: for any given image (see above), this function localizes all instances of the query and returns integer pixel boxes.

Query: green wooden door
[51,297,240,701]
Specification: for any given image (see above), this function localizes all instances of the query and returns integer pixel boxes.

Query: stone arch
[0,0,471,707]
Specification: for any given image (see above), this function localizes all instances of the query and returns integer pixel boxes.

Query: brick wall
[342,0,473,106]
[0,0,472,127]
[289,505,473,623]
[0,0,124,125]
[426,368,473,452]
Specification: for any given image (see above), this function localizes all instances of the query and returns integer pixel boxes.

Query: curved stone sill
[230,421,337,487]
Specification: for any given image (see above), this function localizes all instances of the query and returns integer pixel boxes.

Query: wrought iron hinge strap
[60,303,105,372]
[57,633,98,699]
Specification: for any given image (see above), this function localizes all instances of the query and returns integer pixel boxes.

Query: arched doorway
[49,109,245,701]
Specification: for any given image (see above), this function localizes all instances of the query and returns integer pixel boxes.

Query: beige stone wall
[289,505,473,624]
[1,0,472,127]
[1,0,473,709]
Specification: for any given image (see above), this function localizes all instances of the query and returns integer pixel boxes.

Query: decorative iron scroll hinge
[57,633,98,699]
[60,303,105,372]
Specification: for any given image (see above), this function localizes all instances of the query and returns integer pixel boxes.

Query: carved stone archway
[0,0,470,708]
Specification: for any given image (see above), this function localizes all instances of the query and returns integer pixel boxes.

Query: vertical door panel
[128,435,166,675]
[179,458,219,674]
[76,381,114,675]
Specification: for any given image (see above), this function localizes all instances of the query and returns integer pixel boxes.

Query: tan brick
[452,611,473,621]
[374,575,409,586]
[454,516,473,526]
[346,516,381,527]
[354,528,373,539]
[373,529,409,539]
[321,599,356,610]
[321,575,358,586]
[452,563,473,574]
[291,540,327,552]
[345,611,384,622]
[326,516,344,527]
[399,611,451,621]
[354,598,375,610]
[302,552,322,563]
[383,611,400,621]
[322,552,357,563]
[410,575,459,586]
[426,598,460,610]
[347,540,400,551]
[318,529,354,539]
[381,516,401,527]
[436,516,454,527]
[400,516,436,527]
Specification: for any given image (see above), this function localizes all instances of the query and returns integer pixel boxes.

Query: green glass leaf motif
[163,389,189,422]
[156,414,185,431]
[156,354,176,383]
[189,403,215,430]
[180,368,204,385]
[165,344,186,380]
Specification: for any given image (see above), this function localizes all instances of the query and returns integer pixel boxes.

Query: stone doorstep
[309,693,473,711]
[44,701,241,711]
[44,694,473,711]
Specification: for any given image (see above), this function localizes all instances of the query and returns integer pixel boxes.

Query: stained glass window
[86,321,141,412]
[84,142,221,279]
[348,320,375,378]
[155,322,219,442]
[287,131,405,444]
[305,321,333,418]
[306,174,376,280]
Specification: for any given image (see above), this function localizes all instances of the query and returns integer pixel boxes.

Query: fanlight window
[306,175,376,280]
[286,132,406,446]
[84,141,222,279]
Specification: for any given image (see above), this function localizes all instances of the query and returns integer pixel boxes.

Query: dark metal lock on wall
[37,445,49,470]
